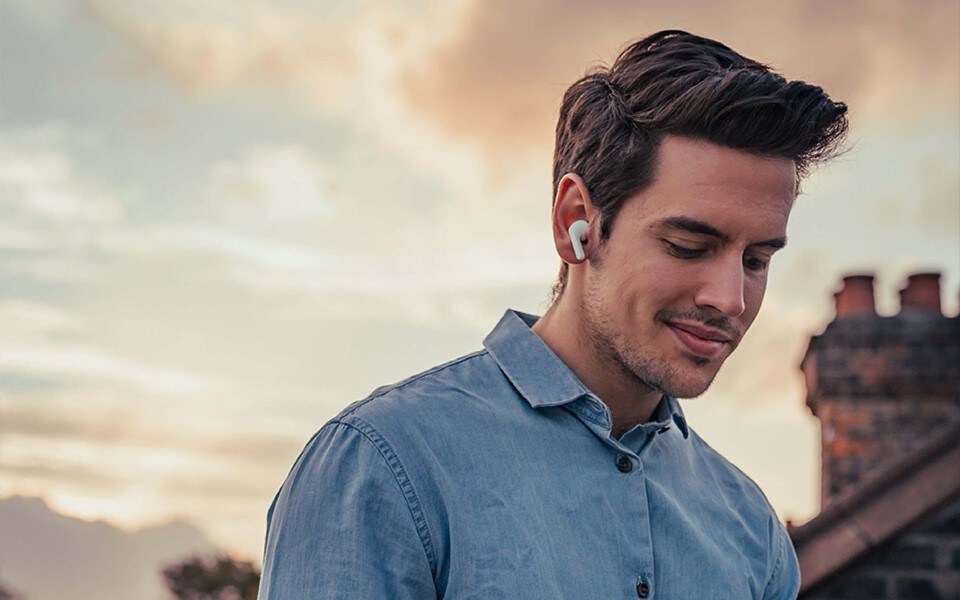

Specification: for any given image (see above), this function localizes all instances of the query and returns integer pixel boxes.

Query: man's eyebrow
[654,216,731,242]
[653,216,787,249]
[753,237,787,250]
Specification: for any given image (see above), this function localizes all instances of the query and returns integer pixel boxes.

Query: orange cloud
[399,0,959,163]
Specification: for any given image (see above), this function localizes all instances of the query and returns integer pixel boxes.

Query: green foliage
[162,554,260,600]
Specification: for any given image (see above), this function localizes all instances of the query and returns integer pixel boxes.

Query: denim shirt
[259,310,800,599]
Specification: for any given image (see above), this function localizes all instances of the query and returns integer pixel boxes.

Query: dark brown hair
[551,30,848,297]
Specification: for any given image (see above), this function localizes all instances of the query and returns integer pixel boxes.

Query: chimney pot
[899,272,942,314]
[835,274,876,317]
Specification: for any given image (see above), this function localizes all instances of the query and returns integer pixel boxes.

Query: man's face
[579,135,796,399]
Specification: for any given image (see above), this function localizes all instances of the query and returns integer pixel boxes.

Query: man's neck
[531,302,664,438]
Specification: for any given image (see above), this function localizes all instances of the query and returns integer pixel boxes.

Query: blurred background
[1,0,957,598]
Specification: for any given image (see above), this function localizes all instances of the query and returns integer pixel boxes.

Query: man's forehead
[652,136,798,190]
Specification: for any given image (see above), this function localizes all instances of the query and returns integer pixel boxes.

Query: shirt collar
[483,309,689,439]
[655,395,690,439]
[483,310,590,408]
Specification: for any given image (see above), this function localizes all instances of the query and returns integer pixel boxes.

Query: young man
[259,30,847,599]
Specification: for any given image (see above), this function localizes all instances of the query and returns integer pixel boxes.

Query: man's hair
[551,30,848,298]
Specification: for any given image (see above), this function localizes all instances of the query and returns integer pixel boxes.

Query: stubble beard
[580,284,720,400]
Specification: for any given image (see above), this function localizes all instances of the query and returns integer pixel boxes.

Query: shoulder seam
[761,520,788,598]
[330,417,438,577]
[340,349,488,418]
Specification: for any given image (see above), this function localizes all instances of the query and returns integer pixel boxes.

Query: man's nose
[694,258,746,317]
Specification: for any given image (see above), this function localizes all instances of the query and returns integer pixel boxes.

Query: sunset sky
[2,0,958,563]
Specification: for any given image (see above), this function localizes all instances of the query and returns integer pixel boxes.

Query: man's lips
[666,321,735,358]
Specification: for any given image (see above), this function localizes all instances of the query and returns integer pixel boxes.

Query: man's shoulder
[330,348,514,432]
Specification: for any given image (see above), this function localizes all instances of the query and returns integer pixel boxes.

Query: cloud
[2,0,74,32]
[398,0,959,162]
[1,397,305,559]
[1,401,308,468]
[82,0,502,215]
[81,0,462,115]
[207,145,335,222]
[137,225,334,273]
[0,461,122,489]
[0,127,125,285]
[85,0,358,98]
[154,472,279,501]
[0,299,79,336]
[0,227,48,251]
[0,341,223,396]
[0,140,122,225]
[0,401,308,557]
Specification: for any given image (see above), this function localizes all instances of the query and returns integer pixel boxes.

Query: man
[259,30,847,599]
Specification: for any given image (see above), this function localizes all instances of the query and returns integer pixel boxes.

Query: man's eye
[744,256,769,272]
[664,241,705,259]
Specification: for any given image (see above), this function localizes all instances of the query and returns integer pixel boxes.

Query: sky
[1,0,958,563]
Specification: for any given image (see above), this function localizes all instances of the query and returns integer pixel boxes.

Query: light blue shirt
[259,310,800,599]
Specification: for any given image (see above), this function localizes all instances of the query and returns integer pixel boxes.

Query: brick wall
[801,495,960,599]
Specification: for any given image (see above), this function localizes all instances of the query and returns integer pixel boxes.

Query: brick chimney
[900,272,942,314]
[800,271,960,508]
[834,274,876,317]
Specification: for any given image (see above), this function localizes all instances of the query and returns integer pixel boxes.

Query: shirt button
[636,581,650,598]
[616,454,632,473]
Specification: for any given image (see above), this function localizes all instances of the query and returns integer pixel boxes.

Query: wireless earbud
[568,219,589,261]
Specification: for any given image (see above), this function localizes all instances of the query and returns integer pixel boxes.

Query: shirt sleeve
[761,520,801,600]
[258,420,436,599]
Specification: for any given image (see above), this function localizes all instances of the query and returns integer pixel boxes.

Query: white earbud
[568,219,589,261]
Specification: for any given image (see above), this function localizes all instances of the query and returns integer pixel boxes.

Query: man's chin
[617,347,723,399]
[667,385,712,400]
[659,368,720,399]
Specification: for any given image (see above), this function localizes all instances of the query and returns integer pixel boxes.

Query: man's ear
[551,173,598,264]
